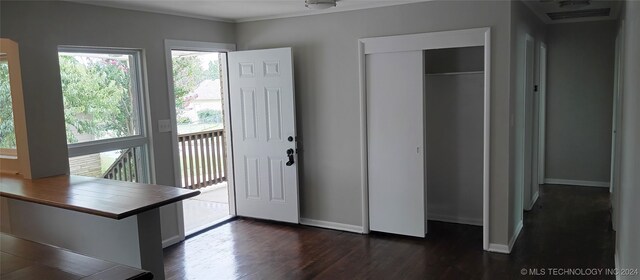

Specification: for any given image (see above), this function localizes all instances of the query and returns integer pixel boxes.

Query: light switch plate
[158,119,172,133]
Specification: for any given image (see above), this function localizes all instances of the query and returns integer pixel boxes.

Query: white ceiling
[523,0,621,24]
[68,0,432,22]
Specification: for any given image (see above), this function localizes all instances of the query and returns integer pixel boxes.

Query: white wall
[545,21,616,184]
[425,73,484,226]
[0,1,235,244]
[236,0,514,247]
[616,1,640,277]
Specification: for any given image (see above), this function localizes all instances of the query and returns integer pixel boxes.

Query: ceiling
[68,0,431,22]
[523,0,621,24]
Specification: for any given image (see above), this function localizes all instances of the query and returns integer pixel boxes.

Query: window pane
[0,59,16,150]
[69,146,147,183]
[171,51,224,135]
[59,51,141,144]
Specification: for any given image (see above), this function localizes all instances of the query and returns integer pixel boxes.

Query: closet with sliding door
[424,47,484,227]
[365,29,489,244]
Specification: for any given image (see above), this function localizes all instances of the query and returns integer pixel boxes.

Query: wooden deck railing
[178,129,227,189]
[103,148,139,182]
[101,129,227,189]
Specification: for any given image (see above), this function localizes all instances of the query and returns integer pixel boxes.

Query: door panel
[367,51,425,237]
[229,48,299,223]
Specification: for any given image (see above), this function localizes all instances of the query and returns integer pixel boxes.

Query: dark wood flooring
[164,185,614,279]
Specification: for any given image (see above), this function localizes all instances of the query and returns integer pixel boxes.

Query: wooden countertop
[0,174,199,220]
[0,232,153,280]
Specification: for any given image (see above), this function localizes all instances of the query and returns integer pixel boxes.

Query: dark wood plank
[164,185,615,280]
[1,234,114,276]
[0,233,151,280]
[0,252,34,275]
[0,173,199,219]
[82,266,153,280]
[2,264,83,280]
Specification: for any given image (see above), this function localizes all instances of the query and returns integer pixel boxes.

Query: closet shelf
[425,71,484,76]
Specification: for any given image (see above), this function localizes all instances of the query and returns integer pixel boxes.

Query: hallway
[164,185,614,279]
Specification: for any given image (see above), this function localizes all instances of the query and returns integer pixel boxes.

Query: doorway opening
[168,49,233,235]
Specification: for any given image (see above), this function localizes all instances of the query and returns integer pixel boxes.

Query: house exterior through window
[58,47,150,182]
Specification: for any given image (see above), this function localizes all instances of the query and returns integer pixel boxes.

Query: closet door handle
[286,148,295,166]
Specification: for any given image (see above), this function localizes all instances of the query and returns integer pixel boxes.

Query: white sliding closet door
[367,51,425,237]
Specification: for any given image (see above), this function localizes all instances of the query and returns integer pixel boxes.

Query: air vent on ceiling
[547,8,610,20]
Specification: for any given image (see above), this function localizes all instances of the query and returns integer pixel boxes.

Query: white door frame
[358,27,492,250]
[537,42,547,186]
[522,33,535,211]
[163,39,236,243]
[610,20,625,231]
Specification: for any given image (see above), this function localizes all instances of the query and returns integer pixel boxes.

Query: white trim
[140,48,157,185]
[520,33,534,212]
[0,39,31,178]
[482,29,492,252]
[427,214,483,226]
[544,178,610,188]
[489,219,523,254]
[526,191,539,211]
[163,39,236,243]
[358,27,491,251]
[358,41,370,234]
[67,136,148,157]
[361,28,487,55]
[300,218,364,234]
[510,220,523,250]
[610,20,625,232]
[487,243,510,254]
[164,40,235,54]
[537,42,547,184]
[220,53,237,217]
[162,234,182,248]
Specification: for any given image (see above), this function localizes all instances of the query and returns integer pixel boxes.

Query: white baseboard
[544,178,609,188]
[510,220,523,250]
[300,218,364,234]
[487,243,510,254]
[487,220,523,254]
[162,234,183,248]
[525,191,539,210]
[427,213,483,226]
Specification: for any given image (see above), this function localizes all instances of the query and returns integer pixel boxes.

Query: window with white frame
[58,47,150,182]
[0,55,17,158]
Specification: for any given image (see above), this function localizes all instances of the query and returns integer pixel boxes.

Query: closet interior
[425,46,484,226]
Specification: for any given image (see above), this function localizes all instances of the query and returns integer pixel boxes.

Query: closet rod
[425,70,484,76]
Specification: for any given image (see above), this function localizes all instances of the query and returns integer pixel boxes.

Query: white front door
[228,47,299,223]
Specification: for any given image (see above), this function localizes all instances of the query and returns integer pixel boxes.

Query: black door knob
[286,148,295,166]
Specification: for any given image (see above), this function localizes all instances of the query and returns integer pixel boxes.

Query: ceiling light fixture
[305,0,337,10]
